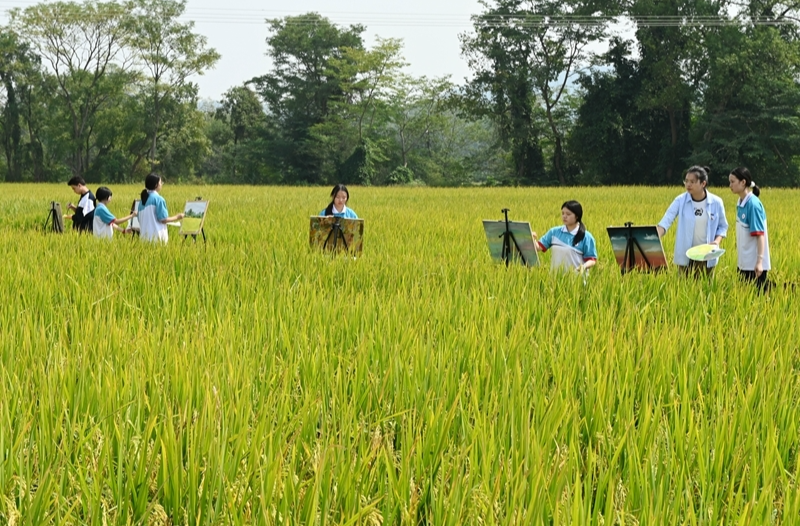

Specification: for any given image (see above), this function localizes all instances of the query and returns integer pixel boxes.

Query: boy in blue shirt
[93,187,137,239]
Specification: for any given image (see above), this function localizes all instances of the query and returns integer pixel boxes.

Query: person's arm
[534,229,552,252]
[711,199,728,244]
[577,233,598,273]
[155,197,184,224]
[657,197,682,237]
[160,212,184,224]
[113,210,136,225]
[578,259,597,273]
[755,235,766,277]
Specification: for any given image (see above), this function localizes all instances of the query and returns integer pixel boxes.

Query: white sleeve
[80,193,95,214]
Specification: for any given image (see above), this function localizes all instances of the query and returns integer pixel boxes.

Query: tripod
[43,201,64,233]
[323,218,349,251]
[499,208,526,267]
[621,222,652,273]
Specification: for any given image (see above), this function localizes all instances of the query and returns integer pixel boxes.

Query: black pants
[739,269,771,292]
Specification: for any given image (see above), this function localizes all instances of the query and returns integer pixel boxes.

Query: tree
[0,30,41,181]
[11,0,135,180]
[461,0,606,184]
[129,0,219,169]
[312,37,406,184]
[688,3,800,185]
[250,13,365,184]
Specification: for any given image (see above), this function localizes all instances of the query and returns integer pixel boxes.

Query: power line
[0,2,796,28]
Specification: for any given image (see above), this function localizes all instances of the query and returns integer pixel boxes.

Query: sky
[182,0,484,101]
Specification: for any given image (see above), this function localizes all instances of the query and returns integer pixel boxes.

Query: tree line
[2,0,800,187]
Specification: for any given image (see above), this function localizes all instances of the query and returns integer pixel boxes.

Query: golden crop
[1,184,798,524]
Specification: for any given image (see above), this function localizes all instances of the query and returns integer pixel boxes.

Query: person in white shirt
[137,173,184,243]
[92,186,137,239]
[729,166,772,292]
[657,165,728,276]
[66,176,96,232]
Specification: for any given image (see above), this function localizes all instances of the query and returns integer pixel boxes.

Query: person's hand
[755,259,764,278]
[67,202,75,211]
[532,231,538,238]
[132,210,138,217]
[178,213,185,220]
[575,264,586,274]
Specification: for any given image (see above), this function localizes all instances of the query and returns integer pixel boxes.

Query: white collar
[737,192,753,207]
[561,224,580,235]
[333,205,345,214]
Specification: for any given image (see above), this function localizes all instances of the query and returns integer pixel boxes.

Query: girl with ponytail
[320,184,358,218]
[729,167,771,291]
[137,173,184,243]
[533,200,598,274]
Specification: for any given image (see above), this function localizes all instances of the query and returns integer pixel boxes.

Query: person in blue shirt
[533,201,598,274]
[657,165,728,275]
[320,184,358,218]
[729,166,771,292]
[92,186,137,239]
[138,173,184,243]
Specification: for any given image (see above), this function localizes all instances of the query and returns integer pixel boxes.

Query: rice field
[1,184,799,525]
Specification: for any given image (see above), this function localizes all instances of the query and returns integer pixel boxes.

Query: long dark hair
[141,173,161,205]
[324,184,349,215]
[730,166,760,197]
[562,200,586,246]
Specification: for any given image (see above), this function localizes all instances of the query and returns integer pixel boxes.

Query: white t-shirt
[692,197,708,247]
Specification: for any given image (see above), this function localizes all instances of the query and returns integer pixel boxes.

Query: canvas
[310,216,364,255]
[180,201,209,236]
[127,200,141,232]
[607,225,668,272]
[482,220,539,267]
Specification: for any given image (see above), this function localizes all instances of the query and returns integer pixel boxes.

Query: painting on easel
[179,200,209,236]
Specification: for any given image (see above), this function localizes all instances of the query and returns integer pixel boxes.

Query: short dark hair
[67,176,86,187]
[96,186,112,202]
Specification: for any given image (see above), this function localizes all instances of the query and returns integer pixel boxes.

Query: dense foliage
[2,0,800,186]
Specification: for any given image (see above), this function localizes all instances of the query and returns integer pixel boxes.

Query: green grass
[1,184,799,525]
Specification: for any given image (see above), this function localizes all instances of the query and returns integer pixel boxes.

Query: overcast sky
[183,0,484,101]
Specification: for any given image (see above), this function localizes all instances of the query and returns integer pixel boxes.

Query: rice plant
[1,184,798,525]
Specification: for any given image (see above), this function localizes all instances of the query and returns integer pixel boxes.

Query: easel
[499,208,526,267]
[323,217,348,251]
[620,222,652,274]
[181,196,207,245]
[43,201,65,233]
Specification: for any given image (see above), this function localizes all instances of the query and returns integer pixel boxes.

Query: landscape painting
[179,200,209,235]
[483,219,539,267]
[310,216,364,255]
[607,225,668,272]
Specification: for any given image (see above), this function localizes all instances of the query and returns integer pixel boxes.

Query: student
[533,201,598,274]
[657,165,728,275]
[320,184,358,218]
[729,167,771,291]
[137,173,184,243]
[92,186,137,239]
[66,176,96,232]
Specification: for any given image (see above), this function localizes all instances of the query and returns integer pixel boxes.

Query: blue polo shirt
[537,225,598,271]
[320,206,358,219]
[736,192,771,271]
